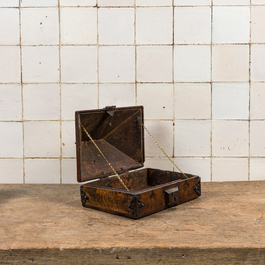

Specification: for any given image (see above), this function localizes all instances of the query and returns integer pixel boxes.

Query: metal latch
[164,185,180,208]
[105,106,116,126]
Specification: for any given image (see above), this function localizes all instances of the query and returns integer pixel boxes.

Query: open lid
[75,106,145,182]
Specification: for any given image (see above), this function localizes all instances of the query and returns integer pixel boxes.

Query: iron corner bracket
[80,185,89,206]
[193,178,201,196]
[128,195,144,218]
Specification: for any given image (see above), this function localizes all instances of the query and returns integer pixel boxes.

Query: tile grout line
[58,0,62,184]
[96,0,99,108]
[210,0,213,182]
[19,0,25,184]
[172,0,175,171]
[134,0,137,106]
[248,1,252,181]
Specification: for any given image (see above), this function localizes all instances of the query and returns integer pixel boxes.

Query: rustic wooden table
[0,182,265,264]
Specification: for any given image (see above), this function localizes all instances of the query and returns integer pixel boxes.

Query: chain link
[143,124,188,179]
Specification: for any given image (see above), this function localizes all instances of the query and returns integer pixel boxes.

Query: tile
[137,46,172,82]
[174,45,211,82]
[174,158,211,182]
[60,0,96,6]
[0,0,19,7]
[61,84,98,120]
[251,45,265,82]
[99,46,135,82]
[250,121,265,156]
[21,0,58,7]
[0,8,19,45]
[98,0,134,6]
[212,158,248,182]
[144,158,174,171]
[22,46,59,83]
[250,83,265,119]
[62,121,76,157]
[62,159,78,184]
[98,8,134,45]
[25,159,60,184]
[212,120,248,156]
[24,121,60,157]
[137,84,173,120]
[174,120,211,156]
[252,0,265,4]
[0,46,20,83]
[174,0,211,5]
[21,8,59,45]
[212,45,249,82]
[213,0,250,4]
[61,46,97,83]
[174,83,211,120]
[145,121,173,157]
[60,7,97,45]
[0,159,23,184]
[23,84,60,120]
[212,7,250,44]
[212,83,249,120]
[0,122,23,158]
[137,0,172,6]
[99,84,135,108]
[251,7,265,43]
[250,158,265,181]
[136,7,173,44]
[0,84,22,121]
[174,7,211,44]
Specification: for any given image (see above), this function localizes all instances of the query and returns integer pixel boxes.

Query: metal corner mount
[80,186,89,206]
[128,195,144,218]
[193,178,201,196]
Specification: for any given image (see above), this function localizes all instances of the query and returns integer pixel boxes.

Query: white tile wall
[175,120,211,156]
[212,83,249,120]
[0,8,19,45]
[212,7,250,44]
[174,7,211,44]
[99,8,134,45]
[21,8,59,45]
[0,85,22,121]
[174,45,211,82]
[0,1,264,184]
[136,7,173,44]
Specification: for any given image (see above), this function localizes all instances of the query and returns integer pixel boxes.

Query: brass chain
[81,125,129,191]
[142,124,188,179]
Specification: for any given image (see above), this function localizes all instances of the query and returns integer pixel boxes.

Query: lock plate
[164,185,180,208]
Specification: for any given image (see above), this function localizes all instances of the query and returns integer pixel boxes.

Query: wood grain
[1,182,265,264]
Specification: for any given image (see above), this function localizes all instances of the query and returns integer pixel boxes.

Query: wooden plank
[1,182,265,264]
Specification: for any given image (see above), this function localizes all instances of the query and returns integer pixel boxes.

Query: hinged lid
[75,106,145,182]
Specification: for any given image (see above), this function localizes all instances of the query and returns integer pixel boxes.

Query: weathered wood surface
[0,182,265,264]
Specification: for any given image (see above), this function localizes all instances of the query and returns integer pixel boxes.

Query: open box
[75,106,201,219]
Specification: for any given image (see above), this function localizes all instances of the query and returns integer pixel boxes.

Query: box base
[80,168,201,219]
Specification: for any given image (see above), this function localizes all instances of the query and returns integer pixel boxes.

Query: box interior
[86,168,193,192]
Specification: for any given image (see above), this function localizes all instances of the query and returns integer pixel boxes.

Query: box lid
[75,106,145,182]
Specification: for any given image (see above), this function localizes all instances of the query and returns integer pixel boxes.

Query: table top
[1,181,265,251]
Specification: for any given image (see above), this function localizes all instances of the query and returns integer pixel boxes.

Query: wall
[0,0,265,183]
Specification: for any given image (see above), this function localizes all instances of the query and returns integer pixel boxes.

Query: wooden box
[75,106,201,219]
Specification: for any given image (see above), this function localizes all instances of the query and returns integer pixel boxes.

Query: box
[75,106,201,219]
